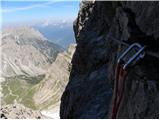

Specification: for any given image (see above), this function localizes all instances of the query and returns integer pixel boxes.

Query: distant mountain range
[33,20,76,49]
[1,26,63,77]
[2,20,76,49]
[1,25,76,118]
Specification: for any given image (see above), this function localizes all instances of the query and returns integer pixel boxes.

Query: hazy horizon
[1,0,80,48]
[1,0,80,27]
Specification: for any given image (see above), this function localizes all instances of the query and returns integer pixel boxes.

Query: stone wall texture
[60,1,159,119]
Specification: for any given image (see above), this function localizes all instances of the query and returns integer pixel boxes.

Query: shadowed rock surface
[60,1,159,119]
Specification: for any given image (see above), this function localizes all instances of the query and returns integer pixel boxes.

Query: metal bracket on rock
[118,43,145,70]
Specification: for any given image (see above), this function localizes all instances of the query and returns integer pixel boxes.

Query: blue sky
[1,0,80,25]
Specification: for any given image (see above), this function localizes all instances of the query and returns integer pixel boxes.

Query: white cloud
[2,1,58,13]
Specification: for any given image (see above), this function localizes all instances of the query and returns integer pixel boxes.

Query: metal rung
[117,43,145,70]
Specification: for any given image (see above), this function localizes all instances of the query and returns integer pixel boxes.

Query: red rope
[111,61,128,119]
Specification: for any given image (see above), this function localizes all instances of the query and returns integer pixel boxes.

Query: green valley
[1,75,45,110]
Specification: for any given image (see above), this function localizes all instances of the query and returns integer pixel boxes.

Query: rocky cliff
[60,1,159,119]
[0,103,44,119]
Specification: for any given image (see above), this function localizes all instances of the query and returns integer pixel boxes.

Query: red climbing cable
[112,61,128,119]
[111,43,145,119]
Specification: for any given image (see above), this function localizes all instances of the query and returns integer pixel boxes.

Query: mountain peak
[2,26,47,42]
[1,26,63,77]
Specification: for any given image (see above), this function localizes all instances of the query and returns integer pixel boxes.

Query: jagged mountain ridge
[1,26,63,77]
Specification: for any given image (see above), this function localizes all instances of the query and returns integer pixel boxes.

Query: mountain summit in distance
[33,20,75,49]
[1,26,63,77]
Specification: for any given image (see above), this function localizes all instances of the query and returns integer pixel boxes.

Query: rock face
[0,103,44,119]
[33,44,76,109]
[60,1,159,119]
[1,26,63,77]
